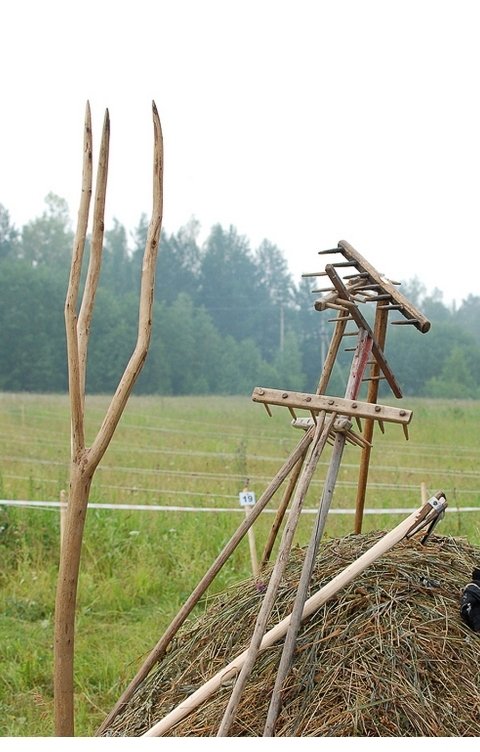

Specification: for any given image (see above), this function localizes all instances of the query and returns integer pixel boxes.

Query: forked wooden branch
[54,102,163,737]
[143,497,446,737]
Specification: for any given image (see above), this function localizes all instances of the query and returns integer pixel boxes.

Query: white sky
[1,0,479,305]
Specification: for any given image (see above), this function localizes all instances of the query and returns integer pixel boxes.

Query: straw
[103,531,480,737]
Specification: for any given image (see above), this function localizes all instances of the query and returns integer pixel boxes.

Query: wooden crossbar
[251,387,412,425]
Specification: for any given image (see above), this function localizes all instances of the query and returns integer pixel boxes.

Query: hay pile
[104,532,480,737]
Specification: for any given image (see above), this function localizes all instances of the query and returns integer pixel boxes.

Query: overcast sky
[1,0,479,306]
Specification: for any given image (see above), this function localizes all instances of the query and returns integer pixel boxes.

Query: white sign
[239,491,256,507]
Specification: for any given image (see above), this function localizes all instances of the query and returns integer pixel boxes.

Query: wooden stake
[242,490,259,579]
[246,512,259,579]
[420,482,429,504]
[143,500,442,737]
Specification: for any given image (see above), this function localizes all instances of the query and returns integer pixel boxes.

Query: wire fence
[1,498,479,515]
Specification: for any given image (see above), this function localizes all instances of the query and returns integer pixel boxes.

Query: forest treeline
[1,194,480,399]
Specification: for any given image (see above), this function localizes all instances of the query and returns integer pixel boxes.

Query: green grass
[1,392,479,736]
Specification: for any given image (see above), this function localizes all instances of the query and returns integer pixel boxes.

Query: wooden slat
[251,387,412,425]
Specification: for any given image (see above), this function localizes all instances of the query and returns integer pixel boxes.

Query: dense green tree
[293,276,325,392]
[272,331,306,391]
[255,240,295,306]
[130,218,201,304]
[455,295,480,347]
[133,299,172,394]
[214,335,249,394]
[143,293,224,395]
[421,288,452,324]
[156,220,201,305]
[254,239,296,358]
[20,193,73,271]
[102,218,132,295]
[398,277,427,307]
[385,323,478,397]
[129,213,149,294]
[86,287,136,393]
[228,338,280,395]
[0,262,66,391]
[198,224,267,344]
[424,345,479,398]
[160,294,199,394]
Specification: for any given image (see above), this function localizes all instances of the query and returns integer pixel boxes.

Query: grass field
[1,392,479,736]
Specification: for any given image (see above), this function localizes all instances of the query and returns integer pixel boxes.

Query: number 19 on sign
[239,491,256,507]
[239,489,259,578]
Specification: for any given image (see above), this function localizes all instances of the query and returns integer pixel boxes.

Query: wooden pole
[354,303,389,534]
[143,499,442,737]
[259,454,304,570]
[240,485,259,579]
[316,317,348,395]
[54,102,163,737]
[420,482,429,504]
[244,505,259,579]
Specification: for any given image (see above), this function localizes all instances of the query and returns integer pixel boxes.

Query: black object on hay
[103,532,480,737]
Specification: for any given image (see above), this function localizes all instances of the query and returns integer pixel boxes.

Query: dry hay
[103,531,480,737]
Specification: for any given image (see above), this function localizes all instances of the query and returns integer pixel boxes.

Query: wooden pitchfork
[54,102,163,737]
